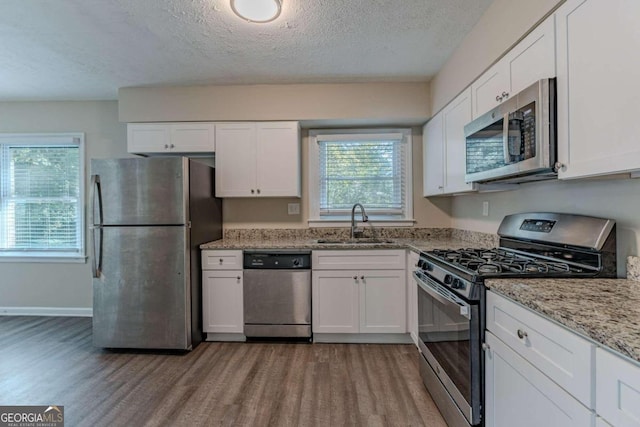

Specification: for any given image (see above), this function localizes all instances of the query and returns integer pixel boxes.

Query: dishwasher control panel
[243,251,311,269]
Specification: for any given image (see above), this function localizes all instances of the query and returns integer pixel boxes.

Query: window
[0,133,85,261]
[308,129,413,225]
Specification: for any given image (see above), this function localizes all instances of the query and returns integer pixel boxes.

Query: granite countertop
[199,236,492,252]
[486,278,640,364]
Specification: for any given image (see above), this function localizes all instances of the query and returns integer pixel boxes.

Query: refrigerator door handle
[90,175,104,278]
[90,174,104,226]
[91,227,103,278]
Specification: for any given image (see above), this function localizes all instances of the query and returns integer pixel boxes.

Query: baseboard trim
[313,333,412,344]
[0,307,93,317]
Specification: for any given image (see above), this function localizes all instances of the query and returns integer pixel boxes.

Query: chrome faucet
[350,203,368,239]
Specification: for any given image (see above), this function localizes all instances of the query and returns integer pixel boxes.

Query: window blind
[0,138,82,254]
[317,133,406,216]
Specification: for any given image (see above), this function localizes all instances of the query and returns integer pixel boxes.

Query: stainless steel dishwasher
[243,251,312,338]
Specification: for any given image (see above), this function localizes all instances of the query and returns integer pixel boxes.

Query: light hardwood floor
[0,316,446,426]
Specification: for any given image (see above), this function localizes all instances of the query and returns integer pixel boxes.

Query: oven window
[418,279,472,405]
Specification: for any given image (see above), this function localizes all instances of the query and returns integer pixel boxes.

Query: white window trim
[308,128,414,227]
[0,133,86,262]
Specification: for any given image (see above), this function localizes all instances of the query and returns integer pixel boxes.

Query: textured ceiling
[0,0,494,101]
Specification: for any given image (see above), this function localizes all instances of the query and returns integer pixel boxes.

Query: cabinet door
[202,271,243,333]
[312,270,359,333]
[485,332,594,427]
[215,123,257,197]
[359,269,406,333]
[127,123,170,153]
[556,0,640,179]
[505,14,556,96]
[596,347,640,427]
[255,122,301,197]
[443,87,475,194]
[422,115,444,196]
[170,123,215,152]
[471,60,509,119]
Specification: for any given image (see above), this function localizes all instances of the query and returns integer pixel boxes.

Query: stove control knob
[423,262,433,272]
[444,274,453,285]
[417,259,425,269]
[451,278,461,289]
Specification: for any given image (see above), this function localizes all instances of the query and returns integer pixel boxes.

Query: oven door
[414,271,481,425]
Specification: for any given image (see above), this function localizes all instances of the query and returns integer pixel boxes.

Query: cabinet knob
[353,276,358,280]
[219,258,223,264]
[237,276,241,280]
[256,189,261,194]
[482,342,490,351]
[517,329,528,339]
[438,186,443,189]
[360,275,365,280]
[170,143,175,149]
[553,162,565,172]
[164,144,169,149]
[251,189,255,194]
[502,91,509,98]
[496,95,502,102]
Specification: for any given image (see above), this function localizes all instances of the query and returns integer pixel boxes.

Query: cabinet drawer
[596,347,640,427]
[312,250,405,270]
[486,291,594,407]
[202,250,243,270]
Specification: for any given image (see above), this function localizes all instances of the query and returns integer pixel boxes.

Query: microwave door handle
[502,112,511,165]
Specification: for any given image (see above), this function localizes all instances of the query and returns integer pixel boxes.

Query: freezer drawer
[92,225,190,349]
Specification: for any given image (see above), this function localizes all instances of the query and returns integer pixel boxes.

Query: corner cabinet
[127,123,215,154]
[201,250,245,341]
[423,87,475,196]
[215,121,301,198]
[311,250,407,340]
[471,15,556,119]
[555,0,640,179]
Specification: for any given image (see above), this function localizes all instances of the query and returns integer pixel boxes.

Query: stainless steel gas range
[413,212,617,427]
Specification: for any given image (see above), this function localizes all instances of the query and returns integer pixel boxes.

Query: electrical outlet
[482,201,489,217]
[287,203,300,215]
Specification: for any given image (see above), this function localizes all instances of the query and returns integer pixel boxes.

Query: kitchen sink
[314,238,395,245]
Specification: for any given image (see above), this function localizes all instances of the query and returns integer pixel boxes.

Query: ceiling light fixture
[231,0,282,23]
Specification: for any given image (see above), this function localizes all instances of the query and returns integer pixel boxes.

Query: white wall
[0,101,129,312]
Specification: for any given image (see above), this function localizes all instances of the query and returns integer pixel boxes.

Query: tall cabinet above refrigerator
[90,157,222,350]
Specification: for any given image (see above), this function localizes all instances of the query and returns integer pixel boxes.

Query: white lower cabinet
[201,250,244,340]
[485,331,594,427]
[311,250,406,338]
[596,348,640,427]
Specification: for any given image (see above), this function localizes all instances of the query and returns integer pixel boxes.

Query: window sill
[0,253,87,263]
[308,218,416,228]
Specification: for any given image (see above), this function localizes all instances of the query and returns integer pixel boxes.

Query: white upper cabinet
[556,0,640,179]
[423,88,476,196]
[215,121,301,198]
[422,113,444,196]
[127,123,215,154]
[472,15,556,119]
[443,87,474,194]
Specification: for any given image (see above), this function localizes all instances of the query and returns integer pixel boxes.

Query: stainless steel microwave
[464,78,558,184]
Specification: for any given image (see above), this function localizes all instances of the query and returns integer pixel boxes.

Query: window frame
[308,128,414,227]
[0,133,86,263]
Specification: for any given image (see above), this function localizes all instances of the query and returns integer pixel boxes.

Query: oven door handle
[413,271,471,319]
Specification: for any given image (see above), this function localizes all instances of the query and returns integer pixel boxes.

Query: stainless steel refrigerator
[90,157,222,350]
